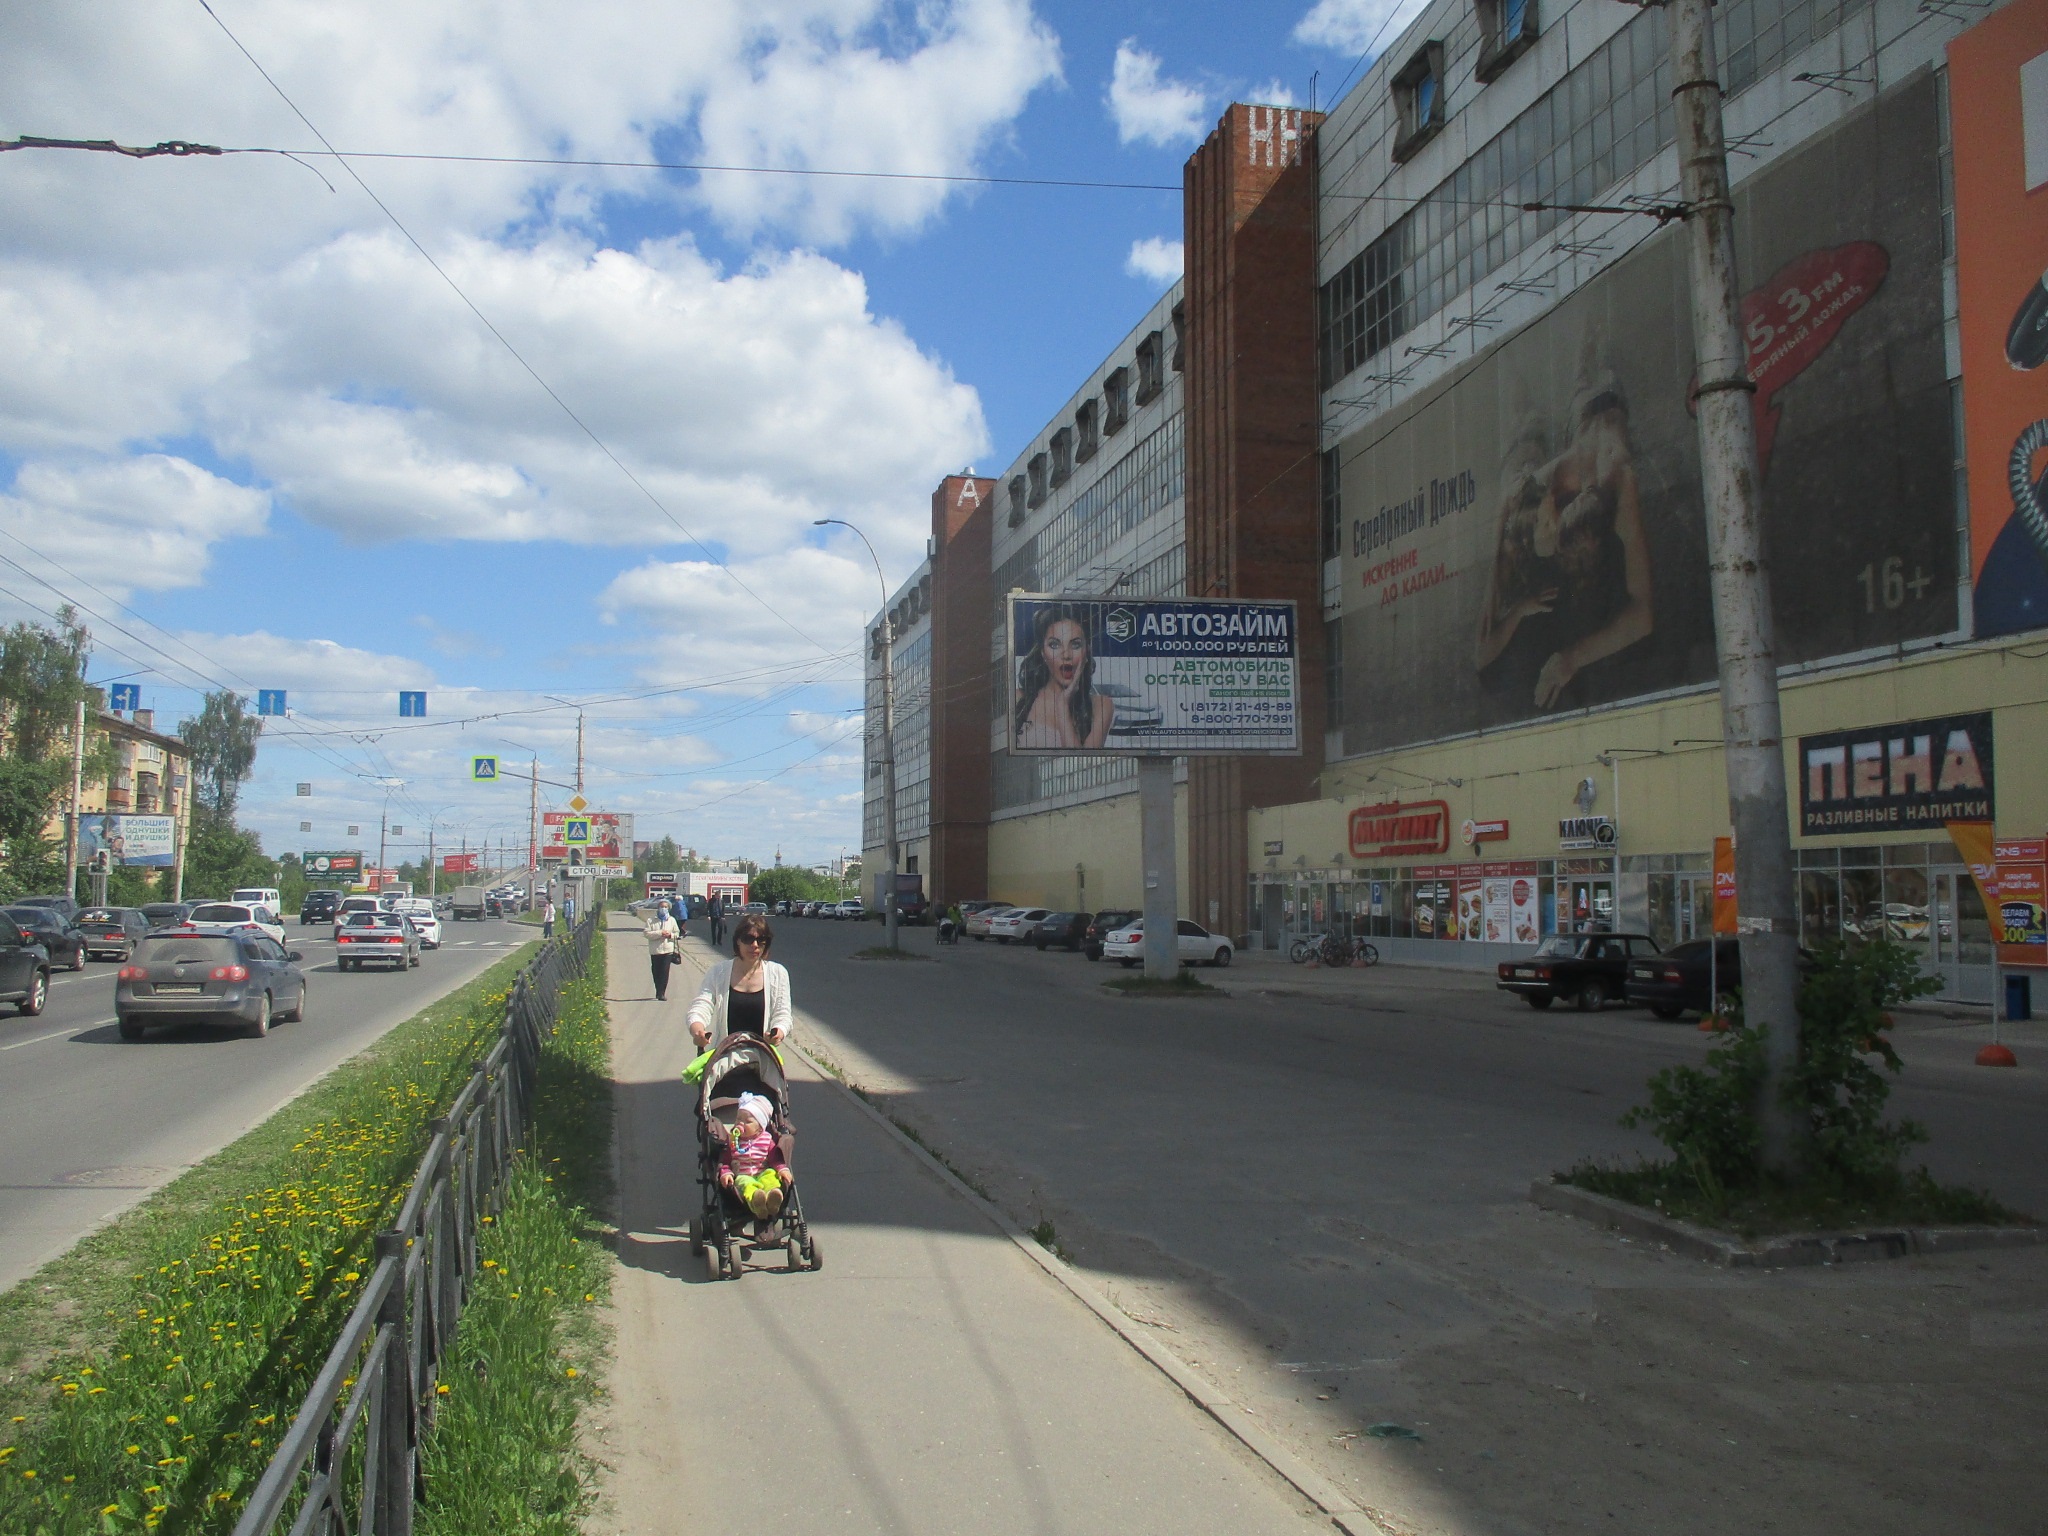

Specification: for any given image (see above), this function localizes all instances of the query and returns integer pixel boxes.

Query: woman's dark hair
[1012,602,1097,743]
[732,914,773,954]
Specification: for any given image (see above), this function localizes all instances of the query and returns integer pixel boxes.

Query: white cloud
[1125,237,1184,285]
[1107,40,1209,147]
[599,544,878,676]
[1248,80,1302,108]
[0,456,269,598]
[1292,0,1433,58]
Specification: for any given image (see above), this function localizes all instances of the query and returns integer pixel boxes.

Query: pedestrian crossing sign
[472,756,499,782]
[563,818,591,845]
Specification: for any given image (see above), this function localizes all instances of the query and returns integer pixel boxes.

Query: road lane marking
[0,1020,113,1052]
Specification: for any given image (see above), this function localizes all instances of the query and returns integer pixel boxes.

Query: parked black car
[75,906,150,961]
[1623,938,1818,1018]
[1029,911,1091,951]
[1083,909,1141,962]
[4,905,86,972]
[1496,931,1661,1010]
[116,930,308,1039]
[140,900,200,929]
[0,916,51,1015]
[300,889,343,925]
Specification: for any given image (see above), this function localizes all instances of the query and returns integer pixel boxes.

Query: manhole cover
[55,1166,173,1187]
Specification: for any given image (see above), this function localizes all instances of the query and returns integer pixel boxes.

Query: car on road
[231,887,284,916]
[300,889,343,925]
[4,905,87,971]
[13,894,79,922]
[965,905,1014,940]
[140,900,201,929]
[1029,912,1091,951]
[182,901,288,947]
[1101,919,1234,967]
[393,899,443,949]
[75,907,150,961]
[334,895,382,938]
[1622,938,1817,1018]
[1496,932,1661,1010]
[116,930,308,1039]
[831,899,864,921]
[335,911,422,971]
[987,907,1052,943]
[0,916,52,1015]
[1083,909,1140,961]
[451,885,487,921]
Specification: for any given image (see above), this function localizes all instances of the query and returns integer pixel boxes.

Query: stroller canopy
[698,1035,789,1118]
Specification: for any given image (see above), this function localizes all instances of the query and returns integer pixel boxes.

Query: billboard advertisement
[1005,595,1299,755]
[303,850,364,882]
[440,851,479,874]
[1336,76,1954,754]
[78,814,176,868]
[1798,711,1994,835]
[540,812,632,862]
[1951,0,2048,636]
[1995,838,2048,967]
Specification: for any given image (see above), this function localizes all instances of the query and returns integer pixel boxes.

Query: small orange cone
[1976,1043,2019,1067]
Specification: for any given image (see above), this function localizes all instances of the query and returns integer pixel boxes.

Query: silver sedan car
[335,911,422,971]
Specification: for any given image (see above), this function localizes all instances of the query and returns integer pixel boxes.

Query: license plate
[1634,967,1653,978]
[1514,967,1535,978]
[155,984,202,996]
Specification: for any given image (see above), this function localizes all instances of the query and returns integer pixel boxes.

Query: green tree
[181,814,276,900]
[633,835,682,878]
[0,609,104,897]
[751,866,834,906]
[179,690,263,819]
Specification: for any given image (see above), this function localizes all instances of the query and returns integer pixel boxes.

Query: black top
[727,985,767,1038]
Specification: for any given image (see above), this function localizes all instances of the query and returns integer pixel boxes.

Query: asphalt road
[0,914,536,1294]
[755,915,2048,1536]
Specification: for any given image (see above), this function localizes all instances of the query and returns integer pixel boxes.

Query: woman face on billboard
[1014,606,1115,750]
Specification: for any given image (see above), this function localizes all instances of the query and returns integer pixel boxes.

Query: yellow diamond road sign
[568,794,588,812]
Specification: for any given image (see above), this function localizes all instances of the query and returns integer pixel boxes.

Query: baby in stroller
[688,1035,822,1279]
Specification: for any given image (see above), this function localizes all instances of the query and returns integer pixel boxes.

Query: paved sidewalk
[593,920,1323,1534]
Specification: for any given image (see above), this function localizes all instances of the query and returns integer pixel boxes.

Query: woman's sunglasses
[737,934,767,947]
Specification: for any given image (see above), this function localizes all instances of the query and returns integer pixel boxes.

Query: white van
[231,887,283,918]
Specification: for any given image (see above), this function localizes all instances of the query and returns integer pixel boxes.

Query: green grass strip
[416,936,612,1535]
[0,944,537,1534]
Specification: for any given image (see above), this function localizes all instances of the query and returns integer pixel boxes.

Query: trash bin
[2005,972,2032,1022]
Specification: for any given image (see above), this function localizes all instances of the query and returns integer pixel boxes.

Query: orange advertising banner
[1950,0,2048,634]
[1945,822,2004,942]
[1994,837,2048,966]
[1712,836,1738,935]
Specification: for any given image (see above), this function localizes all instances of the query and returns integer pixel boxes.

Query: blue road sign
[108,683,141,712]
[398,691,427,717]
[472,756,499,782]
[257,689,288,717]
[563,817,591,845]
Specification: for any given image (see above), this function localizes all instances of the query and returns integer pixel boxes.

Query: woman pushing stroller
[686,913,790,1051]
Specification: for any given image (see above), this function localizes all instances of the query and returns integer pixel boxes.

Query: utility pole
[1669,0,1803,1176]
[528,757,539,901]
[427,823,436,898]
[575,713,585,797]
[64,699,85,902]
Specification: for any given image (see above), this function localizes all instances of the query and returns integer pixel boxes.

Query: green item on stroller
[682,1048,715,1083]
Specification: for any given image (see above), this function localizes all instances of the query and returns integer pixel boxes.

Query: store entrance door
[1565,878,1615,932]
[1929,869,1995,1003]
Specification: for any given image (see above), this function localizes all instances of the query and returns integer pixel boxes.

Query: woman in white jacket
[687,913,792,1050]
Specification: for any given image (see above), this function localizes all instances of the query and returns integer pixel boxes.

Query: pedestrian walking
[708,893,726,949]
[541,895,556,940]
[645,899,681,1001]
[687,914,790,1051]
[565,893,577,927]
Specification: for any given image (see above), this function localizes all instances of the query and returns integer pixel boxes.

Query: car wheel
[280,985,306,1024]
[1213,946,1231,967]
[973,934,985,942]
[1086,949,1101,962]
[1119,958,1137,968]
[1525,994,1553,1010]
[1651,1003,1684,1020]
[117,1014,143,1041]
[248,992,271,1039]
[1576,980,1607,1012]
[1032,940,1046,951]
[70,945,86,972]
[19,970,48,1017]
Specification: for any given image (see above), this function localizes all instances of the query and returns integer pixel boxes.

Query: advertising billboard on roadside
[78,814,176,868]
[1335,75,1954,755]
[540,812,633,862]
[1951,0,2048,637]
[303,850,365,882]
[1005,595,1300,755]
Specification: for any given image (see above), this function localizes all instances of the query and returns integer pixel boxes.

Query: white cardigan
[685,958,793,1043]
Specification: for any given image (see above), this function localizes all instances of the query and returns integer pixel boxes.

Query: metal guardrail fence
[231,908,601,1536]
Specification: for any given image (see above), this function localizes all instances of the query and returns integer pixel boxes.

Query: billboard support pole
[64,698,84,903]
[1140,756,1178,980]
[1670,0,1806,1177]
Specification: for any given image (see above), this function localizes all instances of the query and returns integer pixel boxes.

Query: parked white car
[965,905,1015,940]
[832,899,865,921]
[182,901,287,946]
[1101,919,1233,968]
[986,907,1051,943]
[394,899,443,949]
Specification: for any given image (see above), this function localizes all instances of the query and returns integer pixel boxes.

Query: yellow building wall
[1251,640,2048,871]
[986,786,1190,914]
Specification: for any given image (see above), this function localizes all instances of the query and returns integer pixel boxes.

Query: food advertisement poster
[1509,862,1540,943]
[1006,596,1299,755]
[1335,76,1953,754]
[1951,0,2048,636]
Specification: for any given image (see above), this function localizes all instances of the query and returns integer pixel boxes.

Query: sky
[0,0,1426,872]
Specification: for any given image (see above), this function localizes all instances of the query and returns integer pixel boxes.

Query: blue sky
[0,0,1414,871]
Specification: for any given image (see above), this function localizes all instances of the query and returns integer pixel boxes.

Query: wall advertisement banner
[1950,0,2048,636]
[540,812,632,862]
[1712,836,1739,936]
[303,851,364,882]
[1336,75,1953,755]
[1508,862,1540,944]
[79,814,176,868]
[1006,595,1300,755]
[1994,838,2048,966]
[1799,712,1994,835]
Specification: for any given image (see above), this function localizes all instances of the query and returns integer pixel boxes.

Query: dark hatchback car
[4,905,86,972]
[1083,909,1142,962]
[300,889,343,925]
[116,931,308,1039]
[1029,911,1091,951]
[0,917,52,1015]
[1623,938,1817,1018]
[1496,932,1661,1010]
[140,900,200,930]
[75,907,150,961]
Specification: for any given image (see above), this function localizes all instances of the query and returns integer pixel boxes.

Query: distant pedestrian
[565,894,577,927]
[645,901,681,1001]
[541,896,556,939]
[709,894,726,949]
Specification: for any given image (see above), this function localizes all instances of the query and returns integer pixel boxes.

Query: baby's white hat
[737,1093,774,1131]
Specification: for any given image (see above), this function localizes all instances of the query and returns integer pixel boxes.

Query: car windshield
[78,909,128,924]
[1532,934,1586,958]
[134,935,239,965]
[189,904,256,923]
[345,913,403,930]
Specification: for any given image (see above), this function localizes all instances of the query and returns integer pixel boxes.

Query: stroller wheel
[805,1236,824,1271]
[686,1216,704,1256]
[785,1237,803,1271]
[701,1243,722,1283]
[721,1242,741,1280]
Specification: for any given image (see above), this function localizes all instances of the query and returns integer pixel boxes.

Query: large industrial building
[867,0,2048,1003]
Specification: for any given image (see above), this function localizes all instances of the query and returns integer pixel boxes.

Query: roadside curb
[792,1035,1395,1536]
[1529,1179,2048,1267]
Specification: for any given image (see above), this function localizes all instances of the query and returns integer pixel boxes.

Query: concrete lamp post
[815,518,900,953]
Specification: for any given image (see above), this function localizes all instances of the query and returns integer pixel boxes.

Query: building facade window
[1476,0,1538,82]
[1075,397,1100,463]
[1050,426,1074,487]
[1391,42,1448,163]
[1104,365,1131,435]
[1134,331,1165,405]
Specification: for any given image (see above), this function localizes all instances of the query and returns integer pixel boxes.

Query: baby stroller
[686,1035,823,1280]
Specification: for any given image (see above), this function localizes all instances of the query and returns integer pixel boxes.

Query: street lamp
[816,517,899,953]
[375,778,406,892]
